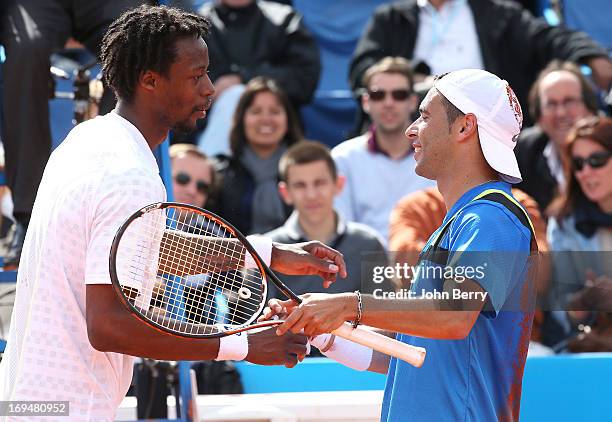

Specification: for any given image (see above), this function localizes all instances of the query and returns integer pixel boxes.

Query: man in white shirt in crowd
[0,5,345,420]
[332,57,435,242]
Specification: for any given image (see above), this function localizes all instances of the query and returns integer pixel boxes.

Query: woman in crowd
[211,77,302,234]
[547,116,612,352]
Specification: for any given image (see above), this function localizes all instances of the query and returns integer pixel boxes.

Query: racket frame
[109,202,297,338]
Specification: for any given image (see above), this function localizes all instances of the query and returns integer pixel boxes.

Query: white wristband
[245,235,272,268]
[215,331,249,361]
[310,333,334,351]
[310,334,373,371]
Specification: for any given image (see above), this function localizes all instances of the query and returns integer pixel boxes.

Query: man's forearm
[88,301,221,361]
[359,295,479,340]
[352,280,486,339]
[87,284,304,367]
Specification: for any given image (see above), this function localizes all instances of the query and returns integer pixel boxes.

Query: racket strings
[157,209,236,333]
[117,206,267,336]
[179,209,266,327]
[160,211,264,325]
[134,208,239,334]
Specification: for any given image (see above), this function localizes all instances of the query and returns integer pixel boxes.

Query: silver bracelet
[352,290,363,329]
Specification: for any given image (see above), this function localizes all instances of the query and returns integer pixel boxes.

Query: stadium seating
[293,0,388,147]
[563,0,612,52]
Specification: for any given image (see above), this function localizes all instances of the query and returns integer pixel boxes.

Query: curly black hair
[100,5,210,103]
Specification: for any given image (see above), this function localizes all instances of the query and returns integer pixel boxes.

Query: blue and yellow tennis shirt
[381,181,535,422]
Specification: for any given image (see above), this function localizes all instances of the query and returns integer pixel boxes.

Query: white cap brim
[478,124,522,184]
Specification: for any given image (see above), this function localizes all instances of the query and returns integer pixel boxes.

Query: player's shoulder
[456,197,524,224]
[64,114,108,139]
[53,115,125,162]
[453,198,531,241]
[78,112,120,130]
[66,114,131,150]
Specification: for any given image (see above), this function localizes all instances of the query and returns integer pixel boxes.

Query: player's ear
[139,70,158,93]
[335,174,346,195]
[457,113,477,142]
[278,181,293,205]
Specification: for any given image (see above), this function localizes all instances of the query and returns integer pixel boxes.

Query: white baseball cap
[434,69,524,183]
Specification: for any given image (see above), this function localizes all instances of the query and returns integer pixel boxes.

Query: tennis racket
[109,202,426,368]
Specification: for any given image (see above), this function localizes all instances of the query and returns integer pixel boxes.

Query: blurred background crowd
[0,0,611,413]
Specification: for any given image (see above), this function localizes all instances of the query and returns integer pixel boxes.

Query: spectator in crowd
[0,0,151,269]
[349,0,612,128]
[169,144,214,208]
[266,141,387,299]
[195,0,320,155]
[198,0,320,108]
[332,57,435,242]
[389,186,553,354]
[210,77,301,234]
[516,61,600,215]
[547,116,612,352]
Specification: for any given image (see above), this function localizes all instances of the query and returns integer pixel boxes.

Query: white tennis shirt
[0,112,167,420]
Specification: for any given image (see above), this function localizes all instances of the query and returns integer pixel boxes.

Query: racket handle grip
[332,323,426,368]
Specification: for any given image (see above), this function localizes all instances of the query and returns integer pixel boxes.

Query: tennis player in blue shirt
[267,69,538,421]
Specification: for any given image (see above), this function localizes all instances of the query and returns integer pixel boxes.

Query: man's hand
[272,293,358,337]
[260,298,298,322]
[270,241,347,288]
[588,57,612,91]
[245,327,308,368]
[213,74,242,99]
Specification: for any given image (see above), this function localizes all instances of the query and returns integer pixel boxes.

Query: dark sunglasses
[367,89,411,102]
[571,151,611,172]
[174,171,211,195]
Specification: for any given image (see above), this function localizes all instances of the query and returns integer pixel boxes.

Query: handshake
[245,293,362,368]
